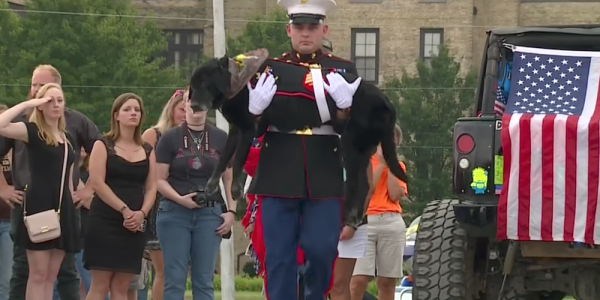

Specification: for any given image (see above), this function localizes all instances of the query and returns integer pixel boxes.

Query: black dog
[189,51,407,224]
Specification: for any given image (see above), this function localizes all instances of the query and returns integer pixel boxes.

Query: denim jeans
[0,220,13,300]
[157,200,223,300]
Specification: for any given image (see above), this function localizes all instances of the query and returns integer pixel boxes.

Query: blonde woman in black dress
[84,93,156,300]
[0,83,78,300]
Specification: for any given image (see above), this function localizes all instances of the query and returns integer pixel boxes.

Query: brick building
[133,0,600,86]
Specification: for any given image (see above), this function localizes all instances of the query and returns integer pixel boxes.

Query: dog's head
[188,49,269,112]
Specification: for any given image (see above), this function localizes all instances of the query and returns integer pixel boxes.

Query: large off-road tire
[412,199,475,300]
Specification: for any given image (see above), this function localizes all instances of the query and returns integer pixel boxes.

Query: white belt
[268,125,337,136]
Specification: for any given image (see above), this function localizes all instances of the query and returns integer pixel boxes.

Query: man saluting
[245,0,363,299]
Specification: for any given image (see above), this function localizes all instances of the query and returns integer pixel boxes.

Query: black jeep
[412,25,600,300]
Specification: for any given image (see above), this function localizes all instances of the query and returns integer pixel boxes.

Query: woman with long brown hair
[84,93,156,300]
[0,84,78,300]
[139,89,186,300]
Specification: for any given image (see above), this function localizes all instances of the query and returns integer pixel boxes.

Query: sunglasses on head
[172,89,185,99]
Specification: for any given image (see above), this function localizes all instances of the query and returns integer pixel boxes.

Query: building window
[164,29,204,68]
[420,28,444,63]
[351,28,379,84]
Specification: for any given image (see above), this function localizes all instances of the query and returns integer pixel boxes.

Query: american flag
[495,84,507,116]
[497,46,600,244]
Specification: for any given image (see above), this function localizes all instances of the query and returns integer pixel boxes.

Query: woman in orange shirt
[350,125,408,300]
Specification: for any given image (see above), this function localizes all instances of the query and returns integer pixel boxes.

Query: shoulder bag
[23,139,69,243]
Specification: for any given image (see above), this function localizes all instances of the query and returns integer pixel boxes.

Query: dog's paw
[205,177,220,194]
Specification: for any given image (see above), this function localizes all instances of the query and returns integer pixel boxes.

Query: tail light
[456,134,475,154]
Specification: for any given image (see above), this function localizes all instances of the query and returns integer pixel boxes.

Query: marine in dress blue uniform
[247,0,361,299]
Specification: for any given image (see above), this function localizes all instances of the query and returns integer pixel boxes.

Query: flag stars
[510,52,587,117]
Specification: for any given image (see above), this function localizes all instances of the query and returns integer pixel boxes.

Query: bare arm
[386,169,406,202]
[0,102,32,143]
[88,140,129,212]
[221,167,236,211]
[140,150,157,217]
[156,163,184,204]
[69,164,74,195]
[142,129,158,148]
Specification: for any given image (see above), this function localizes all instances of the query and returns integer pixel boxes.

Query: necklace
[114,144,142,152]
[187,129,205,151]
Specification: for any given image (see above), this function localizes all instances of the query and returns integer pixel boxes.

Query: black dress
[15,122,79,252]
[84,138,151,274]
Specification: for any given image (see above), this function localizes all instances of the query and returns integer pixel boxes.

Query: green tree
[0,1,23,104]
[226,10,290,57]
[385,45,477,217]
[4,0,188,132]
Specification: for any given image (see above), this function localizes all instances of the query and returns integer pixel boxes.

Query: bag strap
[23,137,69,218]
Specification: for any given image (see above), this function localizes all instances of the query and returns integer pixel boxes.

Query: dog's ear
[214,68,231,96]
[218,56,229,69]
[226,49,269,98]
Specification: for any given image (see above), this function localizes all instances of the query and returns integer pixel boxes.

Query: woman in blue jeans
[155,88,235,300]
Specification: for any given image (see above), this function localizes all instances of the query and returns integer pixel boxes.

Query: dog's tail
[380,123,409,183]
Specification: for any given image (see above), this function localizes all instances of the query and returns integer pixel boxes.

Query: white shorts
[337,225,368,259]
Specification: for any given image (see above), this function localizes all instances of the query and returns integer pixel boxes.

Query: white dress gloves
[324,73,362,110]
[248,72,277,116]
